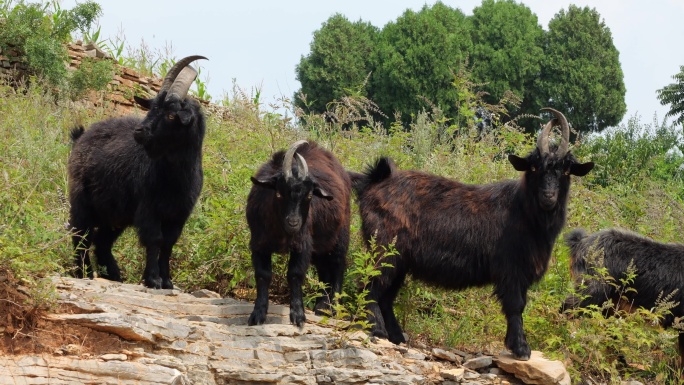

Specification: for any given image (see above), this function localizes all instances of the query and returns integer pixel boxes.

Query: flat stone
[463,355,493,370]
[431,348,462,364]
[495,351,570,385]
[440,367,464,381]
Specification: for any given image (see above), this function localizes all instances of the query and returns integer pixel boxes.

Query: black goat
[562,228,684,364]
[350,108,594,360]
[246,140,352,327]
[68,55,207,289]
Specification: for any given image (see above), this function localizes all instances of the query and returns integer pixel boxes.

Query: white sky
[61,0,684,127]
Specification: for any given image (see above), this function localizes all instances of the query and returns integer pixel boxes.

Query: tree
[657,65,684,126]
[533,5,625,134]
[370,2,472,125]
[295,14,378,114]
[469,0,544,116]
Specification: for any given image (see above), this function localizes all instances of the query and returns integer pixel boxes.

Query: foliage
[577,114,683,188]
[0,0,102,88]
[67,56,114,100]
[295,13,378,114]
[371,2,472,126]
[469,0,543,116]
[316,237,396,346]
[535,5,626,134]
[657,65,684,126]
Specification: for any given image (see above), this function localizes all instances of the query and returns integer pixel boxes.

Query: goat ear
[570,161,594,176]
[251,176,277,190]
[313,185,333,201]
[134,96,153,110]
[508,154,529,172]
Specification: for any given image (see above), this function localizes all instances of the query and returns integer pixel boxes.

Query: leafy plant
[68,56,114,100]
[315,236,396,347]
[0,0,102,88]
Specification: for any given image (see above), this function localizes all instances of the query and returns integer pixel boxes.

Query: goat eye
[275,192,282,199]
[307,193,313,200]
[167,114,175,121]
[530,166,536,172]
[564,170,570,176]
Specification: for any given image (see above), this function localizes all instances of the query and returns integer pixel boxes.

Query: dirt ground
[0,269,123,356]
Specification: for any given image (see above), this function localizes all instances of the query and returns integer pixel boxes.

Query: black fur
[351,144,593,360]
[68,90,205,289]
[246,141,352,327]
[562,228,684,364]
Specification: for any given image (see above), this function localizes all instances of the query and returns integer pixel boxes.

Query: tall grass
[1,79,683,383]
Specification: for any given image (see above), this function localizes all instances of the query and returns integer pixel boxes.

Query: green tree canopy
[295,13,378,114]
[370,2,472,124]
[535,5,626,133]
[469,0,543,115]
[657,65,684,126]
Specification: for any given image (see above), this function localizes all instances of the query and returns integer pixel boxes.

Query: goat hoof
[161,279,173,290]
[290,309,306,327]
[143,277,162,289]
[509,344,531,361]
[248,311,266,326]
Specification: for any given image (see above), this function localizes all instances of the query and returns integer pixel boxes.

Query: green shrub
[0,0,102,89]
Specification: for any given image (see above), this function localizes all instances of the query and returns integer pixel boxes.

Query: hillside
[1,77,683,383]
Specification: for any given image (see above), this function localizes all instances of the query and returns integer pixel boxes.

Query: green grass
[1,81,684,383]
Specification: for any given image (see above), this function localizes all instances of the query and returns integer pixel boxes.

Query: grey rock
[463,355,493,370]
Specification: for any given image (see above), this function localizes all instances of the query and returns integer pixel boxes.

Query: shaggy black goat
[246,140,352,327]
[68,55,207,289]
[350,108,594,360]
[562,228,684,364]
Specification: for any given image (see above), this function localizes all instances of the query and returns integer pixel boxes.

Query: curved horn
[166,65,198,101]
[536,119,553,155]
[295,153,309,179]
[283,140,309,180]
[158,55,208,95]
[541,107,570,157]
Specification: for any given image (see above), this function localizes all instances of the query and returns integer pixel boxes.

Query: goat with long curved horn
[283,140,309,180]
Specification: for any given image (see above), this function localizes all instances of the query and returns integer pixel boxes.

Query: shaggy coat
[246,141,351,327]
[68,56,206,289]
[351,108,594,360]
[563,228,684,363]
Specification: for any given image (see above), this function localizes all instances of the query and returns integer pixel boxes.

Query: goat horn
[158,55,208,95]
[166,65,198,102]
[536,119,553,155]
[295,153,309,179]
[283,140,309,180]
[540,107,570,157]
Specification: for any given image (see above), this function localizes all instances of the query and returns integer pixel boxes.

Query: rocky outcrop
[0,277,570,384]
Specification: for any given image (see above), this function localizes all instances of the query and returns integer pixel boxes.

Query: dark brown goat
[350,108,594,360]
[246,140,351,326]
[562,228,684,366]
[68,55,207,289]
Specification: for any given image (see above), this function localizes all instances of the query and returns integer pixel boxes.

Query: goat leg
[287,249,310,327]
[498,284,531,360]
[248,251,272,325]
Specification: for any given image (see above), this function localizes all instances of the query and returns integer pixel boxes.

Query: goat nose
[287,218,300,227]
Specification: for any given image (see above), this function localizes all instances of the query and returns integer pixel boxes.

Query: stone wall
[0,41,166,115]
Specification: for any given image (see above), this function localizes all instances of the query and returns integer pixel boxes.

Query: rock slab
[494,351,571,385]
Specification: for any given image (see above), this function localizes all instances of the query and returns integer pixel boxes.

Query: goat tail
[70,126,85,142]
[565,228,589,279]
[351,157,395,195]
